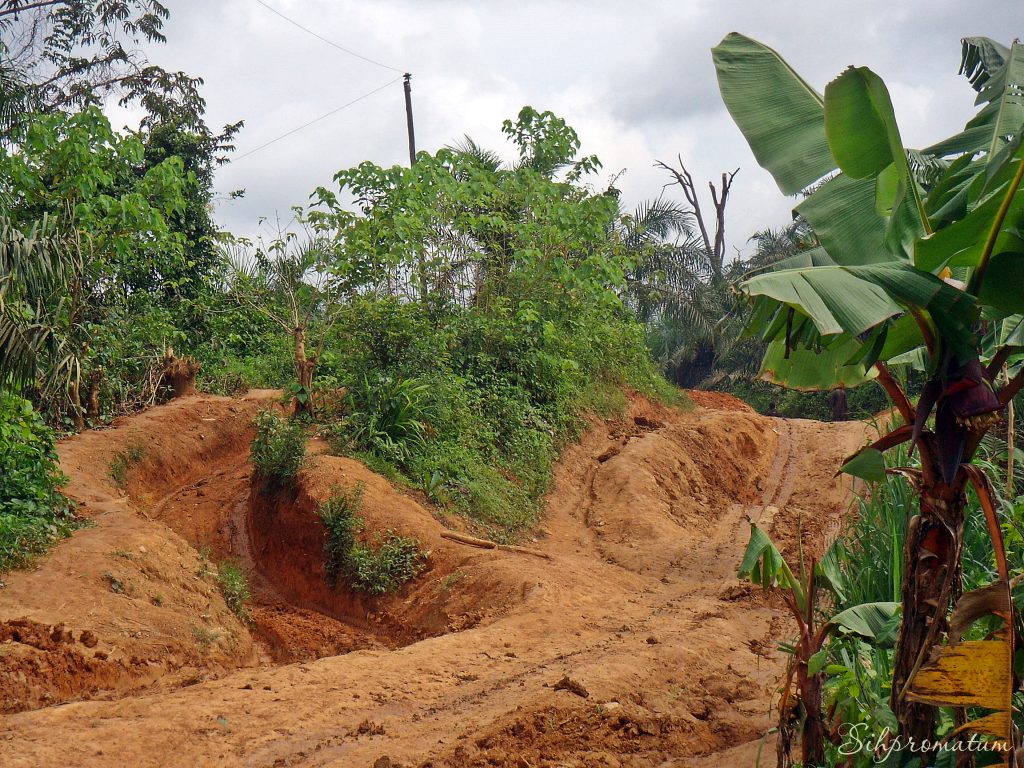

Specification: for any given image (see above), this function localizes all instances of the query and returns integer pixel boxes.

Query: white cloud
[122,0,1022,246]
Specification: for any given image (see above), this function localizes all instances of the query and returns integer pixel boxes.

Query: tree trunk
[890,467,966,749]
[798,657,826,767]
[162,348,201,399]
[293,326,316,416]
[86,370,102,425]
[70,371,85,432]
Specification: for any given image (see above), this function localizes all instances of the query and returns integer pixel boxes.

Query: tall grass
[830,445,914,610]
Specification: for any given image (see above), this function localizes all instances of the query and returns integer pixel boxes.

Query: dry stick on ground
[440,530,551,560]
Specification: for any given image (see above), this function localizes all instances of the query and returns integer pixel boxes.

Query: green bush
[328,374,429,464]
[250,409,306,488]
[347,533,427,595]
[216,560,252,621]
[318,295,681,541]
[0,392,78,571]
[318,482,365,582]
[317,483,428,594]
[109,441,146,488]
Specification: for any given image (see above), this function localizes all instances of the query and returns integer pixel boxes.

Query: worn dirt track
[0,391,870,767]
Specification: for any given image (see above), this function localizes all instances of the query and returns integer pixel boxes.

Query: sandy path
[0,397,869,768]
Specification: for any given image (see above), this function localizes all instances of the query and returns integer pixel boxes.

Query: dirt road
[0,392,869,767]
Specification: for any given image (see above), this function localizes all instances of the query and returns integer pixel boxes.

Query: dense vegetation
[0,391,77,570]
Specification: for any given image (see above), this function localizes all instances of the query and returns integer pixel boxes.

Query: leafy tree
[309,107,619,311]
[0,105,188,427]
[0,1,198,114]
[714,32,1024,754]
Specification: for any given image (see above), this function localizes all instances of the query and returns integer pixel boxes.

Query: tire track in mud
[0,401,870,768]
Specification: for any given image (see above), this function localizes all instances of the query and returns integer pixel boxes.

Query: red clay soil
[0,389,870,767]
[684,390,755,413]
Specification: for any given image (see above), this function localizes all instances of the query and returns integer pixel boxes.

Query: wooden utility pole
[403,72,426,298]
[403,72,416,166]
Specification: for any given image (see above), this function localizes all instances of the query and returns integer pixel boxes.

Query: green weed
[317,483,428,594]
[216,560,252,621]
[109,441,146,488]
[251,409,306,489]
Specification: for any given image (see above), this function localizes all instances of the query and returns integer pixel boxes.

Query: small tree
[224,224,343,415]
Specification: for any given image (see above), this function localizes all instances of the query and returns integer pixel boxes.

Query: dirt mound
[0,391,870,767]
[0,393,277,713]
[248,455,531,648]
[685,390,755,412]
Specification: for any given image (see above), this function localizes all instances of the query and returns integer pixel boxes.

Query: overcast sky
[108,0,1022,257]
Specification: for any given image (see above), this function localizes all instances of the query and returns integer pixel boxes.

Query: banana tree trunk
[797,647,826,766]
[890,465,966,748]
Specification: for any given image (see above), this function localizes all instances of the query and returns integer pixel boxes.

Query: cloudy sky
[109,0,1021,256]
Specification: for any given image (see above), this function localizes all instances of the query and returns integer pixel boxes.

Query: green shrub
[330,374,428,464]
[318,482,365,582]
[216,560,252,621]
[250,409,306,488]
[109,441,146,488]
[317,483,428,594]
[0,392,78,571]
[347,533,428,595]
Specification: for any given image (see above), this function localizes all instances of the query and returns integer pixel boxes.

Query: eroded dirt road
[0,392,869,767]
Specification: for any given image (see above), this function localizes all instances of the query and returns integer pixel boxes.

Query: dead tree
[655,156,738,285]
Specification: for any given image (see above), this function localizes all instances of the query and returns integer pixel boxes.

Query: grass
[251,409,306,490]
[437,571,464,592]
[191,625,220,648]
[109,441,146,488]
[317,483,428,595]
[216,560,252,621]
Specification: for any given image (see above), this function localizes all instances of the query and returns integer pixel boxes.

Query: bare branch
[0,0,64,19]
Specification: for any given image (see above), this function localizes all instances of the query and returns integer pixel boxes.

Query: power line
[253,0,404,74]
[228,76,403,164]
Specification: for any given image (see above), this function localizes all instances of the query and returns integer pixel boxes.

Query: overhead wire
[252,0,405,74]
[228,75,403,164]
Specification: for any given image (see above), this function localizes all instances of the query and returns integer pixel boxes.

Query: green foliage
[318,483,365,582]
[250,410,306,488]
[0,105,192,425]
[347,533,428,596]
[317,483,428,595]
[109,441,146,489]
[298,112,678,540]
[0,391,77,571]
[727,377,896,422]
[216,560,252,621]
[329,374,429,464]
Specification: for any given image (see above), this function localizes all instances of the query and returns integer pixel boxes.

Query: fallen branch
[440,530,551,560]
[440,531,496,549]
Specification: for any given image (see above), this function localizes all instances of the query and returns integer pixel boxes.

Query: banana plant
[714,34,1024,753]
[740,523,900,767]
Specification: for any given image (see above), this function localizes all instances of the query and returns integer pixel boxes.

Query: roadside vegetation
[317,483,428,595]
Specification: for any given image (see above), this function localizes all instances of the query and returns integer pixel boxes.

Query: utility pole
[403,72,425,299]
[403,72,416,166]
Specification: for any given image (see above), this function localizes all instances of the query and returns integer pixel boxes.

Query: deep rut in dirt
[0,393,870,767]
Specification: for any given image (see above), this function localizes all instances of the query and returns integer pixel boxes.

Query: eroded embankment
[0,390,869,768]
